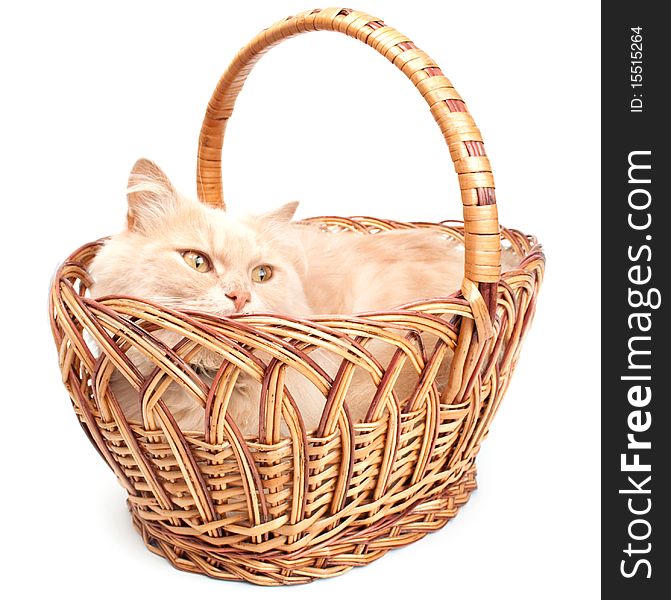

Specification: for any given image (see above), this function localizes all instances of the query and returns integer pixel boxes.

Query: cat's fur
[89,159,518,436]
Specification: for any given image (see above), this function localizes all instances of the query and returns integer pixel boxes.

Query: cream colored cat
[89,159,517,437]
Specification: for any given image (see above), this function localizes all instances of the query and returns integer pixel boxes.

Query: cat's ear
[126,158,179,231]
[259,201,299,224]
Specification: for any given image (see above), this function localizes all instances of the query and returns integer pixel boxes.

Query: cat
[89,159,518,437]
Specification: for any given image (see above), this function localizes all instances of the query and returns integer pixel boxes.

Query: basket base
[128,465,477,585]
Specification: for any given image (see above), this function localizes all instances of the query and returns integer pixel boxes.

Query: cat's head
[90,158,312,317]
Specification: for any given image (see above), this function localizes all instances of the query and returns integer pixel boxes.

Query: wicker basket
[49,8,544,586]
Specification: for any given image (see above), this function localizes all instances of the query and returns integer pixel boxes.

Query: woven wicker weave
[49,8,544,585]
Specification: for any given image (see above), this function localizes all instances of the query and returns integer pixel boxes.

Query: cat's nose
[226,289,251,312]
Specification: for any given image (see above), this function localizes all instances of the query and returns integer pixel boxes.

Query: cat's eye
[181,250,212,273]
[251,265,273,283]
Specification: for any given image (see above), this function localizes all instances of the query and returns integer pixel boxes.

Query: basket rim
[53,215,544,327]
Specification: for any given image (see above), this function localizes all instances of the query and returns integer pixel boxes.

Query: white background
[1,1,600,598]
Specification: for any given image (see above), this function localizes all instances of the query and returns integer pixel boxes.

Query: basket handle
[196,7,500,318]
